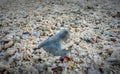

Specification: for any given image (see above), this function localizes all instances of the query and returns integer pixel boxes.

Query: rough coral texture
[0,0,120,74]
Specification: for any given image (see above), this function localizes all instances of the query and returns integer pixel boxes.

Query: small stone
[22,33,29,39]
[57,22,61,28]
[34,11,40,16]
[14,36,20,41]
[31,31,39,37]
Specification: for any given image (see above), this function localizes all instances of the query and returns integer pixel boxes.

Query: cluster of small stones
[0,0,120,74]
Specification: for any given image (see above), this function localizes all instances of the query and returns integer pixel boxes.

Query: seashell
[6,48,16,56]
[6,35,13,40]
[70,23,78,28]
[14,36,20,41]
[34,11,40,16]
[60,56,70,62]
[67,61,74,69]
[26,50,32,56]
[28,36,33,40]
[39,30,45,36]
[4,40,14,49]
[14,43,22,48]
[52,66,63,73]
[72,57,81,63]
[32,54,40,61]
[79,43,87,49]
[21,47,26,51]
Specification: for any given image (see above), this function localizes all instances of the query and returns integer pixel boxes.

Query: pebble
[21,34,29,40]
[57,22,61,28]
[31,31,39,37]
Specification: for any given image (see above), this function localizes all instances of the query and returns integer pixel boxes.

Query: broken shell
[4,40,14,49]
[14,43,22,49]
[70,23,78,28]
[67,61,74,69]
[0,45,4,51]
[60,56,70,62]
[32,54,40,61]
[6,48,16,56]
[72,57,81,63]
[52,66,63,72]
[14,36,20,41]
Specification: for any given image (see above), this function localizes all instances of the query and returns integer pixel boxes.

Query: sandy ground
[0,0,120,74]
